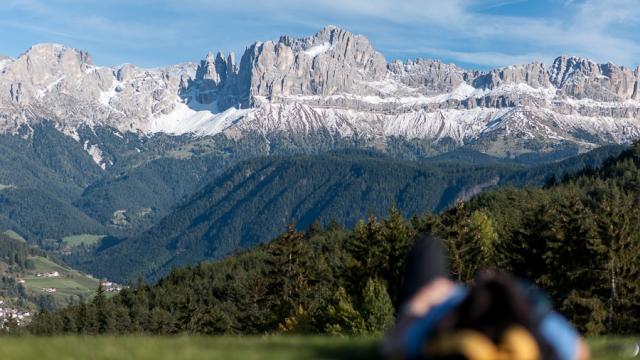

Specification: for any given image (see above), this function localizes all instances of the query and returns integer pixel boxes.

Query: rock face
[0,44,102,105]
[388,59,467,95]
[183,26,388,109]
[193,52,222,104]
[473,63,549,89]
[1,26,640,159]
[247,26,387,100]
[0,44,196,134]
[549,56,639,101]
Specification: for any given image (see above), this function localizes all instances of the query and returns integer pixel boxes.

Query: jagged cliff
[1,26,640,160]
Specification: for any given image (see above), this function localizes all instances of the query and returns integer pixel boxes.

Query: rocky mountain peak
[1,27,640,159]
[116,64,138,82]
[238,26,387,105]
[550,55,638,101]
[474,62,549,90]
[0,43,105,106]
[195,52,217,81]
[23,43,93,71]
[310,25,355,46]
[227,51,236,66]
[549,55,598,87]
[214,51,228,83]
[389,58,467,95]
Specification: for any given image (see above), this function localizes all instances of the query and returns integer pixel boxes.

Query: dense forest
[22,142,640,336]
[70,146,625,283]
[0,234,33,271]
[75,151,515,282]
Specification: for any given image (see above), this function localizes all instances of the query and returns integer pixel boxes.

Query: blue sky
[1,0,639,70]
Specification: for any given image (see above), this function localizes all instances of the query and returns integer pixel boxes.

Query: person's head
[425,271,557,360]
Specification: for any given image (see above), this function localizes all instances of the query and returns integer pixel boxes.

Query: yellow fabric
[426,326,540,360]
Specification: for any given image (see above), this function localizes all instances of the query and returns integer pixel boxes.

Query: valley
[0,232,104,319]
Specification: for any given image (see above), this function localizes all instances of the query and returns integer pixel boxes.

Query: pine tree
[324,287,366,336]
[93,283,115,334]
[593,190,640,333]
[445,202,499,281]
[265,223,312,327]
[346,214,388,293]
[381,206,416,303]
[361,278,395,334]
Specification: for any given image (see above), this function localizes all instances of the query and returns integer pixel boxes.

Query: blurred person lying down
[383,234,590,360]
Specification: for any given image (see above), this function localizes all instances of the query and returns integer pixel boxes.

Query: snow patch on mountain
[60,126,81,142]
[83,141,107,170]
[561,96,640,109]
[385,107,512,142]
[148,102,250,136]
[99,82,119,107]
[0,57,13,72]
[304,43,332,58]
[231,102,513,144]
[37,76,66,98]
[276,82,549,107]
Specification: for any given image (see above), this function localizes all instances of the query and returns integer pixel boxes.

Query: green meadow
[0,336,635,360]
[0,336,379,360]
[2,230,26,242]
[62,234,106,247]
[21,256,100,302]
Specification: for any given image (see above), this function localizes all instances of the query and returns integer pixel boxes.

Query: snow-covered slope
[1,27,640,160]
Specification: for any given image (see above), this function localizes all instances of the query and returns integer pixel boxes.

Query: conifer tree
[324,287,366,335]
[93,283,115,333]
[265,223,312,327]
[361,278,395,334]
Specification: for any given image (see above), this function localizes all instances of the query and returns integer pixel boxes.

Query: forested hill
[72,151,512,283]
[70,145,625,283]
[27,142,640,337]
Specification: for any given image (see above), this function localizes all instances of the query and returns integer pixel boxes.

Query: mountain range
[1,26,639,163]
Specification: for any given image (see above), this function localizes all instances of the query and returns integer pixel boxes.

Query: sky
[1,0,639,70]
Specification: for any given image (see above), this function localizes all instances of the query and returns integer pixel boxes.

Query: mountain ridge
[1,26,640,162]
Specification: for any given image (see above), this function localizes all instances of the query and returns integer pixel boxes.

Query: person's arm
[382,277,457,358]
[576,337,590,360]
[404,277,457,317]
[539,311,590,360]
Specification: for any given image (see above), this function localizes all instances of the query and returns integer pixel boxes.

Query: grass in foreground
[588,337,640,360]
[0,336,636,360]
[0,336,379,360]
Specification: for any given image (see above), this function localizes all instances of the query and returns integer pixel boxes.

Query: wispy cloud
[179,0,640,68]
[396,47,554,68]
[0,0,638,69]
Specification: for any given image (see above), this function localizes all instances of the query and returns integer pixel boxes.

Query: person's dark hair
[433,271,559,359]
[400,233,450,306]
